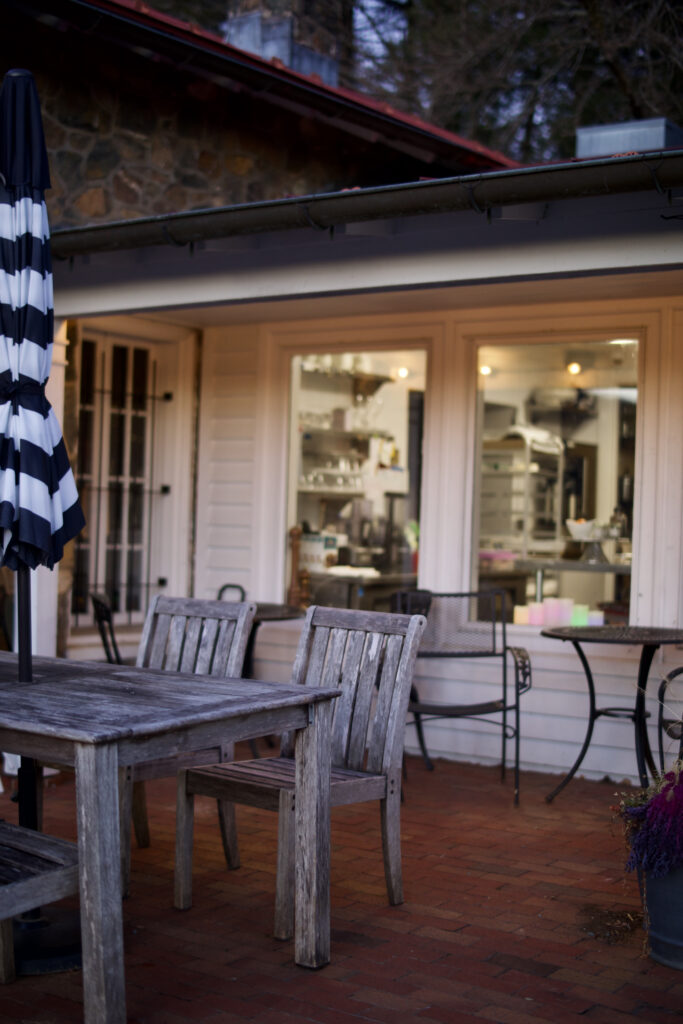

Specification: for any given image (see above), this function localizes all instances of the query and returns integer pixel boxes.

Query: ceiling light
[567,361,582,375]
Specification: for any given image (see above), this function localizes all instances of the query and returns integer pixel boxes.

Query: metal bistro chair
[174,605,427,940]
[392,590,532,804]
[217,583,247,602]
[657,666,683,771]
[119,595,256,894]
[90,591,123,664]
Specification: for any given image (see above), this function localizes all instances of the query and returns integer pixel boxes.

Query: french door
[72,334,159,623]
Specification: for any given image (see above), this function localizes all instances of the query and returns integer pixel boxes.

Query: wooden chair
[392,590,532,804]
[120,595,256,894]
[0,822,79,983]
[174,605,427,940]
[657,666,683,771]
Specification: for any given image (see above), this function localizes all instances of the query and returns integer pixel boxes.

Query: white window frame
[254,318,442,601]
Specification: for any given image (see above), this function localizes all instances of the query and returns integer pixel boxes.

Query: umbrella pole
[17,562,32,683]
[12,563,81,974]
[16,564,38,832]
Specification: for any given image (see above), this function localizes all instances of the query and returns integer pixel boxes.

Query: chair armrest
[506,646,532,695]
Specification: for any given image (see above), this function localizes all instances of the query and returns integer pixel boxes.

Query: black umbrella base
[13,908,81,975]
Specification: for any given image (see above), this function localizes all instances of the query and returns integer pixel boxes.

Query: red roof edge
[76,0,518,170]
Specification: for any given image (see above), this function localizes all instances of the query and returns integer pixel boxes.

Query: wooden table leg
[294,699,332,968]
[75,742,126,1024]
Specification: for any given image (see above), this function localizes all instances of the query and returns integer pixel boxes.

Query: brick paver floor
[1,750,680,1023]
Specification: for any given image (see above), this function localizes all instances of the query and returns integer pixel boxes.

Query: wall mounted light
[566,361,582,375]
[479,364,493,377]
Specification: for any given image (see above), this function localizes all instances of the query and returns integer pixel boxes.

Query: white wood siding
[194,325,260,601]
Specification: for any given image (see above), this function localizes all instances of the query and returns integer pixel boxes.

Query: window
[475,336,638,622]
[287,349,426,609]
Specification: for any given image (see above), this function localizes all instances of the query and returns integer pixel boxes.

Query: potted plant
[617,759,683,969]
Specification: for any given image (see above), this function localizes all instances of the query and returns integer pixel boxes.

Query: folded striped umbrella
[0,68,85,826]
[0,69,84,577]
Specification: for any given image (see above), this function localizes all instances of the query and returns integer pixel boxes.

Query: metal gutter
[51,150,683,259]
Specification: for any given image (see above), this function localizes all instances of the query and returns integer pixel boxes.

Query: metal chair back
[90,591,122,664]
[391,588,531,803]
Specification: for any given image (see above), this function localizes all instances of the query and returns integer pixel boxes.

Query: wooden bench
[0,822,79,983]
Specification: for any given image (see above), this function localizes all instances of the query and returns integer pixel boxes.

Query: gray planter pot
[646,865,683,969]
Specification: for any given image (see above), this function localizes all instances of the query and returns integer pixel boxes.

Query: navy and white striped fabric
[0,70,84,570]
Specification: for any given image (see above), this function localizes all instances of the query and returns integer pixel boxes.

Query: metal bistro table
[243,603,305,678]
[542,625,683,802]
[0,652,339,1024]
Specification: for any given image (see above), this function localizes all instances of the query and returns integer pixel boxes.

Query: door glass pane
[111,346,127,409]
[128,483,144,546]
[288,350,426,610]
[80,339,95,405]
[78,409,93,475]
[475,336,638,623]
[107,482,123,545]
[130,415,146,478]
[109,412,125,477]
[126,549,142,612]
[105,548,121,612]
[72,544,89,615]
[132,349,148,412]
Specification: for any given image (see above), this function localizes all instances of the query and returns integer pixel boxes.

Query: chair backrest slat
[143,610,174,669]
[285,605,427,776]
[368,633,410,774]
[346,629,385,770]
[192,618,219,674]
[136,596,256,679]
[212,617,241,676]
[329,628,365,765]
[171,614,196,670]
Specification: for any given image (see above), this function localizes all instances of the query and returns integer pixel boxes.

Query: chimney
[575,118,683,159]
[224,7,339,87]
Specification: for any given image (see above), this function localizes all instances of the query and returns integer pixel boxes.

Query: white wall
[194,324,261,601]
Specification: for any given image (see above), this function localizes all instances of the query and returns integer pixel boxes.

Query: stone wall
[35,65,338,230]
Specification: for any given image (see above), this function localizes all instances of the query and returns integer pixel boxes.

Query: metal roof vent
[576,118,683,158]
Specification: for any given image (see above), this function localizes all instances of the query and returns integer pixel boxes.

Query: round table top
[254,603,305,623]
[541,625,683,645]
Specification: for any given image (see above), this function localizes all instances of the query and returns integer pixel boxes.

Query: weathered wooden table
[0,653,339,1024]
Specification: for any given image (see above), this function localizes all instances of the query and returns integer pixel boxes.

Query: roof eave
[51,150,683,259]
